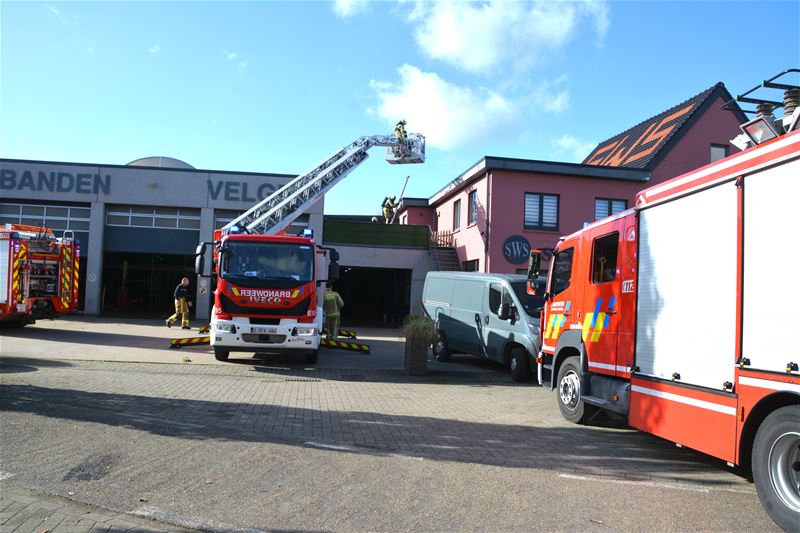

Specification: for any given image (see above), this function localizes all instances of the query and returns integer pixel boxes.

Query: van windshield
[511,279,546,318]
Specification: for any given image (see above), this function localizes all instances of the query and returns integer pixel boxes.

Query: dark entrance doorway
[102,252,195,316]
[335,267,411,327]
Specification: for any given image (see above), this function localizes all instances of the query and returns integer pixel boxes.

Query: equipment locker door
[581,223,624,376]
[742,156,800,374]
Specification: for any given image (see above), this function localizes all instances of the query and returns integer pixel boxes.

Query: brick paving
[0,485,178,533]
[0,358,751,489]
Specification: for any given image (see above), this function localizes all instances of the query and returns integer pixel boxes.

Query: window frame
[468,190,478,226]
[550,246,574,296]
[710,143,728,163]
[590,231,619,284]
[523,192,559,231]
[594,198,628,221]
[453,199,462,231]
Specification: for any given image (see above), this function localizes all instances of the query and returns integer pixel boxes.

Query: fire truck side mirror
[528,250,541,279]
[328,261,340,282]
[195,243,207,277]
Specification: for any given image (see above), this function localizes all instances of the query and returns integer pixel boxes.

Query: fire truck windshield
[221,241,314,287]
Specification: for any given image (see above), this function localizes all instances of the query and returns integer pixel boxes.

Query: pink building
[397,83,747,273]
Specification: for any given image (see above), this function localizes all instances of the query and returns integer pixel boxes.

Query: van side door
[481,282,512,362]
[449,279,486,355]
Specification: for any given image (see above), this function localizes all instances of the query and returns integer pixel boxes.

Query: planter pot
[404,341,428,376]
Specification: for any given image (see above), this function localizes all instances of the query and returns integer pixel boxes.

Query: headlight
[527,322,540,336]
[215,323,236,334]
[294,327,317,336]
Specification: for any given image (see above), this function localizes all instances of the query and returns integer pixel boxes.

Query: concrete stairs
[431,247,461,271]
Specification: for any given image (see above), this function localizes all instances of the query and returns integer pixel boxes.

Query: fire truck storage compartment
[742,156,800,374]
[29,260,60,298]
[0,240,8,304]
[635,181,737,389]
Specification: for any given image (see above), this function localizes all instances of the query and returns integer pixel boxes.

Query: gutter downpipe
[485,171,491,273]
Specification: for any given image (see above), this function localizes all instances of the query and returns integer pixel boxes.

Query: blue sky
[1,1,798,215]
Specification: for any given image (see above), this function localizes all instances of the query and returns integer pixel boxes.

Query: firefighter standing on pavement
[323,285,344,339]
[166,277,192,330]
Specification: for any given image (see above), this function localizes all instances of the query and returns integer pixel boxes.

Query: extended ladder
[222,133,425,236]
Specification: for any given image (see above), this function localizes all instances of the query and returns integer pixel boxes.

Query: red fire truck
[529,72,799,530]
[196,130,425,363]
[0,224,80,326]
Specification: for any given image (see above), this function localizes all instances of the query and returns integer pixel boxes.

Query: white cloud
[369,64,517,151]
[552,134,596,162]
[332,0,369,18]
[406,1,609,74]
[149,43,160,54]
[238,60,248,74]
[47,5,68,24]
[529,75,570,113]
[225,51,238,61]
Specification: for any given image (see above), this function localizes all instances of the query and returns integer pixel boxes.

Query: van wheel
[752,405,800,532]
[509,347,530,382]
[214,349,229,362]
[305,350,319,365]
[433,332,451,362]
[556,356,595,424]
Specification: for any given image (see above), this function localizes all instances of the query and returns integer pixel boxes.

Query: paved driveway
[0,318,779,532]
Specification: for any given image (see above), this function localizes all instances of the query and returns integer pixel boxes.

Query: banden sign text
[1,169,110,194]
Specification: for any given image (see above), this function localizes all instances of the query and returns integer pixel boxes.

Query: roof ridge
[584,82,724,159]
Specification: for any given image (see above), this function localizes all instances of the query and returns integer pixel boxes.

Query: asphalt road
[0,318,781,532]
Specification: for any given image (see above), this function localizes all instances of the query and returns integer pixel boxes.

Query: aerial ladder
[220,132,425,236]
[193,128,425,362]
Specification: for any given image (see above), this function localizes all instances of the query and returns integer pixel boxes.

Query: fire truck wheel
[509,347,530,382]
[214,349,229,362]
[433,332,451,362]
[556,356,594,424]
[752,405,800,532]
[305,350,319,364]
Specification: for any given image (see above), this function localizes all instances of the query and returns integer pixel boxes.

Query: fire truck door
[541,245,577,354]
[581,225,623,376]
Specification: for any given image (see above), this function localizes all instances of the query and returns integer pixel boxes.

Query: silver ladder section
[222,133,426,236]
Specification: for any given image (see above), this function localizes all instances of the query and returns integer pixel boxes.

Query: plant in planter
[401,315,437,376]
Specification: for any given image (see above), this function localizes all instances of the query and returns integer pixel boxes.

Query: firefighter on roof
[383,195,397,224]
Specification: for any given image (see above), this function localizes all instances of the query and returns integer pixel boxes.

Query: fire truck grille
[240,334,287,344]
[220,293,311,317]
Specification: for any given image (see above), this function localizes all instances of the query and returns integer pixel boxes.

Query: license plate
[251,327,277,334]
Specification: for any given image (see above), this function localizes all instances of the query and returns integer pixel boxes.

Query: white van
[422,272,545,381]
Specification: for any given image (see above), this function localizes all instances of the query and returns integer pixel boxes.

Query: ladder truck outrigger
[0,224,80,326]
[195,129,425,363]
[527,70,800,531]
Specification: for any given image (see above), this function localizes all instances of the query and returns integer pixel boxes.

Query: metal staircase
[222,133,426,236]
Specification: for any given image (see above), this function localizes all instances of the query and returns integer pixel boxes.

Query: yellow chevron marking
[231,287,240,296]
[590,312,606,342]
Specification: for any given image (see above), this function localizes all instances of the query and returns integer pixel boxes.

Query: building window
[468,190,478,225]
[591,232,619,283]
[462,259,479,271]
[524,193,558,231]
[106,205,201,230]
[453,199,461,230]
[0,202,91,232]
[594,198,627,220]
[710,144,727,163]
